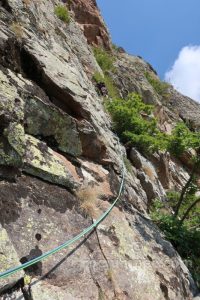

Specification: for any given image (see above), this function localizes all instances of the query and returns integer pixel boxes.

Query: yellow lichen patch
[5,123,25,157]
[0,71,24,121]
[23,135,76,189]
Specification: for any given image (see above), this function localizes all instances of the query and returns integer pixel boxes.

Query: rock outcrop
[70,0,112,50]
[0,0,199,299]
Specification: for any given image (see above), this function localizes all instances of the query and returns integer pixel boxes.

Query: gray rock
[24,96,82,157]
[130,148,166,203]
[0,225,24,293]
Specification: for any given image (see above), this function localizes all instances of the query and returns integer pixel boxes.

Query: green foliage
[105,91,200,156]
[93,72,119,98]
[106,93,167,153]
[145,72,170,99]
[112,43,120,51]
[150,195,200,287]
[55,5,70,23]
[93,47,115,73]
[123,157,133,174]
[167,122,200,157]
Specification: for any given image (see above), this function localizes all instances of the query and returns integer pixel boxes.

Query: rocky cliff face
[0,0,199,299]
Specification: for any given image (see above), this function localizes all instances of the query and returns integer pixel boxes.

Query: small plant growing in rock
[10,22,24,39]
[76,186,101,218]
[142,164,155,181]
[93,47,115,73]
[55,5,70,23]
[145,72,170,99]
[106,268,114,283]
[23,0,31,6]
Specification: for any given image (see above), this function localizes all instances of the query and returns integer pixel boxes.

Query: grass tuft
[55,5,70,23]
[76,186,101,218]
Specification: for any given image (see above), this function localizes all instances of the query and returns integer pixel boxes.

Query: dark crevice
[0,0,12,12]
[93,222,117,298]
[33,135,59,151]
[22,170,73,194]
[19,48,87,120]
[0,277,33,300]
[0,278,23,297]
[160,283,169,300]
[0,38,22,73]
[0,165,21,182]
[1,37,88,120]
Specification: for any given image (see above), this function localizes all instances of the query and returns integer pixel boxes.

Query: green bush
[106,93,167,153]
[93,47,115,73]
[93,72,119,99]
[167,122,200,157]
[55,5,70,23]
[145,72,170,99]
[150,198,200,287]
[106,91,200,156]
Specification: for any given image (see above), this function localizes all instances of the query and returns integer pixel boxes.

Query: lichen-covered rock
[5,123,25,157]
[0,225,24,293]
[0,70,24,123]
[112,53,161,105]
[24,97,82,157]
[24,135,77,189]
[0,176,196,300]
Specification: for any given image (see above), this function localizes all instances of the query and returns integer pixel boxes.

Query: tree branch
[180,197,200,225]
[174,163,197,217]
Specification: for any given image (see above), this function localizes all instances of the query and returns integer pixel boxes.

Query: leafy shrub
[145,72,170,99]
[106,93,167,153]
[106,91,200,156]
[55,5,70,23]
[93,47,115,73]
[167,122,200,157]
[93,72,119,98]
[150,195,200,287]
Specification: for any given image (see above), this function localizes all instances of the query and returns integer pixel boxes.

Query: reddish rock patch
[71,0,111,49]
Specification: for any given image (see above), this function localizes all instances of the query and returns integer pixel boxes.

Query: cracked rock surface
[0,0,199,299]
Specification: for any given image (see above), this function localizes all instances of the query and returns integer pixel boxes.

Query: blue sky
[96,0,200,101]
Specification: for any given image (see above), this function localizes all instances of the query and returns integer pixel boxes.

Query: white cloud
[165,45,200,102]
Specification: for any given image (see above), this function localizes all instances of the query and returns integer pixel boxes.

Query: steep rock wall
[0,0,199,299]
